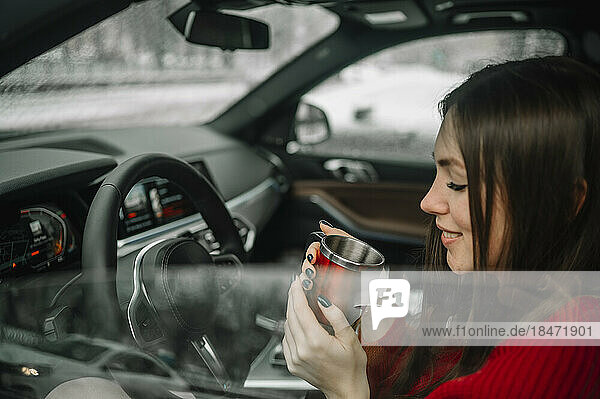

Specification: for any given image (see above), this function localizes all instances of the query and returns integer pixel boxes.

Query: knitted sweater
[363,296,600,398]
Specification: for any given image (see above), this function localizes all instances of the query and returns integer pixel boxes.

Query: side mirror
[293,102,332,146]
[168,3,269,50]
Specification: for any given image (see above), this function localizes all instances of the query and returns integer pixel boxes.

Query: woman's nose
[420,182,449,216]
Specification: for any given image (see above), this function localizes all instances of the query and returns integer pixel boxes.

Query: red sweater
[364,296,600,398]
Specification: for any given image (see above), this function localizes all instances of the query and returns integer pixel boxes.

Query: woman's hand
[283,221,369,399]
[300,221,353,290]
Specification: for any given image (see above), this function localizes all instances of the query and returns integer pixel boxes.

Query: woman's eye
[446,182,468,191]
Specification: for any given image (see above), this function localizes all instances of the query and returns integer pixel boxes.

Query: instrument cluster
[0,205,78,278]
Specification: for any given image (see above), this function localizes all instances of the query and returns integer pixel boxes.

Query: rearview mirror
[168,3,269,50]
[293,102,332,145]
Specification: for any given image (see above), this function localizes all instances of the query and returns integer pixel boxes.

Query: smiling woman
[428,56,598,274]
[387,54,600,398]
[284,56,600,399]
[423,134,474,272]
[422,116,507,272]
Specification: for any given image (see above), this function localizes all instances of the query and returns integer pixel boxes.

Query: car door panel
[292,180,429,240]
[252,146,434,266]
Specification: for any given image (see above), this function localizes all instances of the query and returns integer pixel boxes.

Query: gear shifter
[255,314,285,336]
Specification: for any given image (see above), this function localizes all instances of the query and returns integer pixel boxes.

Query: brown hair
[387,56,600,397]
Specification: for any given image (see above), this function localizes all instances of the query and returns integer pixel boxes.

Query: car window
[0,0,338,133]
[295,30,566,164]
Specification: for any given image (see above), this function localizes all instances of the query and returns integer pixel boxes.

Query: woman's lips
[440,230,463,246]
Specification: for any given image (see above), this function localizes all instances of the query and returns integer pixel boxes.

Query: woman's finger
[281,336,295,373]
[290,276,327,339]
[320,221,352,237]
[317,295,355,344]
[303,242,319,279]
[286,277,293,320]
[286,276,300,320]
[306,242,319,264]
[284,320,295,347]
[299,270,313,290]
[283,320,298,359]
[286,277,308,344]
[301,259,316,281]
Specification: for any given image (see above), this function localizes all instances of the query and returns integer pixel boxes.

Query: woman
[282,56,600,398]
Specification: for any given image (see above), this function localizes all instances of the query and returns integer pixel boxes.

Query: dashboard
[0,173,256,282]
[0,126,287,284]
[0,125,306,393]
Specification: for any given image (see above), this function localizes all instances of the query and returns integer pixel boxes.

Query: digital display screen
[117,161,216,239]
[118,178,195,239]
[148,178,195,224]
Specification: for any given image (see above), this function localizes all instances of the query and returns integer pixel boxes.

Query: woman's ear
[574,178,588,217]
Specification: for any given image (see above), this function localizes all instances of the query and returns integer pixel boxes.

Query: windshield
[0,0,338,134]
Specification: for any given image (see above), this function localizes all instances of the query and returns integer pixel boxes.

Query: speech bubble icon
[369,279,410,330]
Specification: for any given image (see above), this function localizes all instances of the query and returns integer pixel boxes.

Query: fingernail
[302,279,312,290]
[317,295,331,308]
[305,268,314,278]
[319,219,333,227]
[306,253,314,263]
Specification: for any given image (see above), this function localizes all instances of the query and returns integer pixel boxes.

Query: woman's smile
[440,230,463,246]
[438,223,463,246]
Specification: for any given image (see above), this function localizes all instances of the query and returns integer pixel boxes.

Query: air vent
[35,138,124,156]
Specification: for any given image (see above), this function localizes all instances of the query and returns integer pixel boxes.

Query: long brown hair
[388,56,600,397]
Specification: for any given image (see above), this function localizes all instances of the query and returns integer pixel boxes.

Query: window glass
[297,30,566,163]
[0,0,338,133]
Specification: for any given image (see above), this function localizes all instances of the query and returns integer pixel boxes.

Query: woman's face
[420,116,506,271]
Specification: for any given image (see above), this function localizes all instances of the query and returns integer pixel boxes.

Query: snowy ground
[0,81,249,132]
[0,65,463,162]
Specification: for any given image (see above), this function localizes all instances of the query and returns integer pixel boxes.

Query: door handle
[323,159,378,183]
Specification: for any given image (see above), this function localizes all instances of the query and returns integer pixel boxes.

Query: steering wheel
[80,153,245,391]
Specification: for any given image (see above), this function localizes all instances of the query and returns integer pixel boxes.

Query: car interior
[1,0,599,398]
